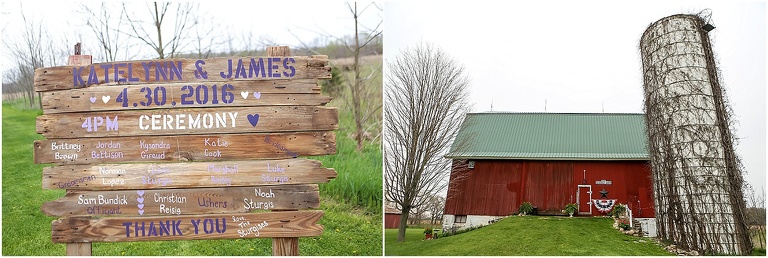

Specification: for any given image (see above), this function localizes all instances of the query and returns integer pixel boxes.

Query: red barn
[384,206,402,229]
[443,113,656,236]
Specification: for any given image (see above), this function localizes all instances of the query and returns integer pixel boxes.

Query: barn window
[455,215,467,223]
[468,161,475,169]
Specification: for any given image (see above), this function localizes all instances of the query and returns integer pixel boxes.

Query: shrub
[611,204,627,218]
[320,66,345,98]
[519,202,534,215]
[618,219,631,230]
[564,203,578,216]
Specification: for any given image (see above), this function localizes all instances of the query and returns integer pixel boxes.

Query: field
[1,61,384,256]
[385,216,672,256]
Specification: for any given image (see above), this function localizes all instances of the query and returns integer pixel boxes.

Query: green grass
[311,109,382,214]
[385,216,672,256]
[2,97,382,255]
[310,63,383,214]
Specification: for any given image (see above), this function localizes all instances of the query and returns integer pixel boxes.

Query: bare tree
[427,195,446,225]
[743,183,766,248]
[292,2,383,151]
[345,2,383,150]
[409,206,426,225]
[189,5,236,59]
[744,183,766,223]
[80,3,131,62]
[2,4,67,108]
[121,2,197,59]
[384,42,471,242]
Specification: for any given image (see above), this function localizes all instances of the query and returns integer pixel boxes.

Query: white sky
[0,1,382,70]
[384,1,767,193]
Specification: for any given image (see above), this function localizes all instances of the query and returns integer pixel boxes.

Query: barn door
[577,185,592,215]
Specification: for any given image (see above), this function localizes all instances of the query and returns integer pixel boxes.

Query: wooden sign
[42,184,320,217]
[51,211,324,243]
[37,106,338,138]
[38,47,336,255]
[35,132,335,164]
[35,56,331,92]
[43,159,337,190]
[41,80,331,113]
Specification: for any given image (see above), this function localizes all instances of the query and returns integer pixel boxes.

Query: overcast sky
[0,1,382,72]
[384,1,766,193]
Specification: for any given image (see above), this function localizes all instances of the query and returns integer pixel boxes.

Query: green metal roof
[446,113,648,160]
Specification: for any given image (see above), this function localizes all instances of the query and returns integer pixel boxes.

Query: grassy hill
[385,216,672,256]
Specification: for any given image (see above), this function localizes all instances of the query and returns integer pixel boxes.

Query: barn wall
[524,161,574,213]
[445,160,523,216]
[572,161,655,217]
[444,160,655,218]
[384,213,401,229]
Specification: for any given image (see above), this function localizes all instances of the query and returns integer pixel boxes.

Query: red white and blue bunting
[592,199,617,213]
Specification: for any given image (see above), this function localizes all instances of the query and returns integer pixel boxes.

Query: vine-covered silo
[639,14,751,255]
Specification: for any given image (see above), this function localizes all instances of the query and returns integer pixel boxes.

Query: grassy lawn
[311,107,381,214]
[2,99,383,256]
[385,216,672,256]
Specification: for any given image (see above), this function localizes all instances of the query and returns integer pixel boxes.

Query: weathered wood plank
[42,184,320,217]
[36,106,338,138]
[35,56,331,92]
[41,80,330,114]
[51,211,324,243]
[42,159,337,190]
[35,132,335,165]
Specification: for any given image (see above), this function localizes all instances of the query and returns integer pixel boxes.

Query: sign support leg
[268,46,299,256]
[66,243,91,256]
[272,237,299,256]
[64,44,93,256]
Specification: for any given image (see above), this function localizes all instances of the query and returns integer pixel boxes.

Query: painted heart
[241,91,249,99]
[89,96,97,103]
[102,95,110,104]
[138,209,144,215]
[247,114,260,127]
[254,92,261,99]
[137,204,144,209]
[136,190,144,196]
[137,197,145,203]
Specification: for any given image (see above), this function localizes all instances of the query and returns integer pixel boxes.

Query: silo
[639,14,751,255]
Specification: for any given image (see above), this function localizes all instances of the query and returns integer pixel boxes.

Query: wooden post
[267,45,291,57]
[65,43,93,256]
[272,237,299,256]
[267,45,300,256]
[65,243,91,256]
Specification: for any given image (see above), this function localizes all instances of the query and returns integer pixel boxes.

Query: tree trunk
[153,2,164,59]
[396,206,410,242]
[27,89,34,108]
[352,2,364,151]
